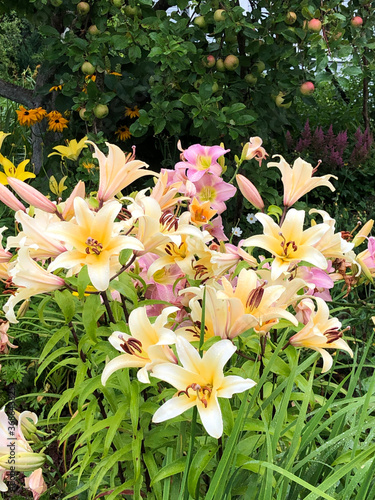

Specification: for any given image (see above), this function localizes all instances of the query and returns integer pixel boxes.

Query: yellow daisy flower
[47,111,69,133]
[125,106,140,119]
[115,125,132,141]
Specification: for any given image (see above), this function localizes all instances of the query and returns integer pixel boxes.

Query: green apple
[285,12,296,25]
[212,82,219,93]
[81,61,95,75]
[77,1,90,15]
[216,58,226,72]
[245,74,257,86]
[88,25,100,35]
[253,61,265,73]
[112,0,123,6]
[124,5,141,17]
[194,15,207,29]
[93,104,109,119]
[275,92,292,108]
[214,9,226,22]
[79,108,89,120]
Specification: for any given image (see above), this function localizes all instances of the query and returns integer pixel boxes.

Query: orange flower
[33,107,47,122]
[115,125,132,141]
[16,107,39,127]
[47,111,69,133]
[189,197,217,226]
[49,84,63,92]
[125,106,140,119]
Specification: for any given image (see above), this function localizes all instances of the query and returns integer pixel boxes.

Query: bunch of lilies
[0,132,373,456]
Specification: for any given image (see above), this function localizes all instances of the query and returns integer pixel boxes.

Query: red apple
[308,19,322,32]
[224,55,239,71]
[204,55,216,68]
[285,12,297,25]
[351,16,363,27]
[300,81,315,95]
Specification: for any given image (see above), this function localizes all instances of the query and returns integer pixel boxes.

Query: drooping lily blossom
[289,297,353,373]
[267,155,337,207]
[48,136,88,161]
[0,154,35,186]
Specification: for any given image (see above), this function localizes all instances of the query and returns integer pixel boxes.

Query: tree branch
[0,78,34,107]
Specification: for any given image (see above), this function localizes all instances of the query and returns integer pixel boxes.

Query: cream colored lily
[310,209,354,259]
[101,306,179,384]
[218,268,299,336]
[267,155,337,207]
[152,336,256,438]
[47,197,144,291]
[289,297,353,373]
[0,154,35,186]
[7,209,66,260]
[243,209,329,280]
[4,247,65,323]
[48,136,88,161]
[87,141,155,204]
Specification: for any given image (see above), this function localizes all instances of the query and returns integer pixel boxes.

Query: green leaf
[54,289,75,323]
[151,457,186,485]
[188,444,218,498]
[37,346,75,380]
[82,294,105,343]
[129,45,142,63]
[77,265,91,298]
[119,248,133,266]
[154,119,166,135]
[39,326,71,364]
[39,25,60,37]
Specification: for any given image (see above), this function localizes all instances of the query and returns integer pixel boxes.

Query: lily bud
[0,183,26,212]
[61,180,85,220]
[7,178,57,213]
[0,452,45,471]
[236,174,264,210]
[353,219,374,247]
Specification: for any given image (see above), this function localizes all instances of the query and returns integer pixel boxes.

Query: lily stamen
[324,326,350,344]
[85,237,103,255]
[177,382,213,408]
[246,282,266,311]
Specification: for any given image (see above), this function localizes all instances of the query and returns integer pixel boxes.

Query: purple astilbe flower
[350,127,373,166]
[286,130,294,150]
[296,120,312,152]
[312,126,325,156]
[329,149,344,169]
[335,130,348,157]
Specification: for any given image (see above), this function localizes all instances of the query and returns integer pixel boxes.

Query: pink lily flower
[175,144,230,182]
[194,173,236,213]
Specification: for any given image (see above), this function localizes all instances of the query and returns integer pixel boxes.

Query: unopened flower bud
[236,174,264,210]
[0,452,45,471]
[353,219,374,247]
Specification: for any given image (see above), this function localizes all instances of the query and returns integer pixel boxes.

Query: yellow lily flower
[0,154,35,186]
[47,197,144,291]
[243,209,329,280]
[267,155,337,207]
[48,136,88,161]
[152,336,256,438]
[0,132,10,151]
[289,297,353,373]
